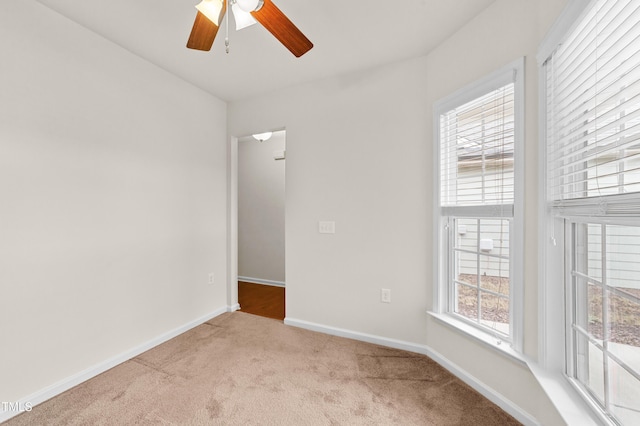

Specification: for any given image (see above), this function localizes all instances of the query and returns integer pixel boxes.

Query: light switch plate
[318,221,335,234]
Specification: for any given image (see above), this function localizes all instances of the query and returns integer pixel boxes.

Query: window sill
[527,362,604,426]
[427,311,527,367]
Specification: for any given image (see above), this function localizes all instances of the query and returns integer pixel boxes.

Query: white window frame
[537,0,592,378]
[539,0,640,424]
[432,58,525,356]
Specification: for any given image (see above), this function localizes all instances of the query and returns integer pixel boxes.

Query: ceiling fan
[186,0,313,57]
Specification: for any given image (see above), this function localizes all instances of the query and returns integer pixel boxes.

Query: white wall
[238,131,286,283]
[0,1,228,403]
[228,0,569,423]
[229,57,432,343]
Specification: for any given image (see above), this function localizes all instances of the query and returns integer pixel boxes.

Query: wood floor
[238,281,285,321]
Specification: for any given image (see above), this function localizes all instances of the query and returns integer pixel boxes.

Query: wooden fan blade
[187,11,219,51]
[187,1,227,51]
[251,0,313,57]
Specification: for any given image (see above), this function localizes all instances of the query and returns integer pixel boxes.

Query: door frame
[227,129,286,311]
[227,135,239,310]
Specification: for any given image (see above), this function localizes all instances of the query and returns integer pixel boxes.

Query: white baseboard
[227,303,241,312]
[0,306,229,424]
[424,346,539,426]
[284,317,539,426]
[238,276,285,288]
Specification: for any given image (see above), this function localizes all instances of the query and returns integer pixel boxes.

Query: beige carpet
[4,312,520,425]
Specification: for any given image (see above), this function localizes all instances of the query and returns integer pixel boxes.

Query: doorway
[235,130,286,320]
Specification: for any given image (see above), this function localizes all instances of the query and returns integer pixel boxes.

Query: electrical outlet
[208,273,215,285]
[381,288,391,303]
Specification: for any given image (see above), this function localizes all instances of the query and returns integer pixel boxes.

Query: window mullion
[447,217,455,316]
[600,224,611,413]
[566,221,577,379]
[476,218,482,325]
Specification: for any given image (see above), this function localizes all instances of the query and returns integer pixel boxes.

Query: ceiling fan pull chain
[225,0,230,53]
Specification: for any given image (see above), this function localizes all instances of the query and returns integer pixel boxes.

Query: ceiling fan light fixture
[195,0,225,25]
[253,132,273,142]
[236,0,263,13]
[231,3,258,30]
[187,0,313,57]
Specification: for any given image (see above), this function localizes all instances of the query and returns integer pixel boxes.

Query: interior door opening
[236,130,286,320]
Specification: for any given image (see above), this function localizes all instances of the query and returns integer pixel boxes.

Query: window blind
[440,83,515,215]
[546,0,640,216]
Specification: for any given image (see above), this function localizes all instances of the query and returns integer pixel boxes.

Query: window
[434,59,524,352]
[542,0,640,424]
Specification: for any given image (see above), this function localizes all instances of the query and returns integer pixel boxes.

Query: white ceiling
[34,0,496,102]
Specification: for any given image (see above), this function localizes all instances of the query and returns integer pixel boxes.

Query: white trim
[536,0,577,376]
[0,307,229,423]
[227,303,241,312]
[427,311,527,367]
[433,60,519,114]
[511,57,525,353]
[432,94,444,313]
[441,204,514,218]
[285,317,430,353]
[527,362,602,425]
[537,0,593,65]
[227,135,239,311]
[284,317,538,426]
[228,129,287,314]
[238,276,286,288]
[537,50,550,369]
